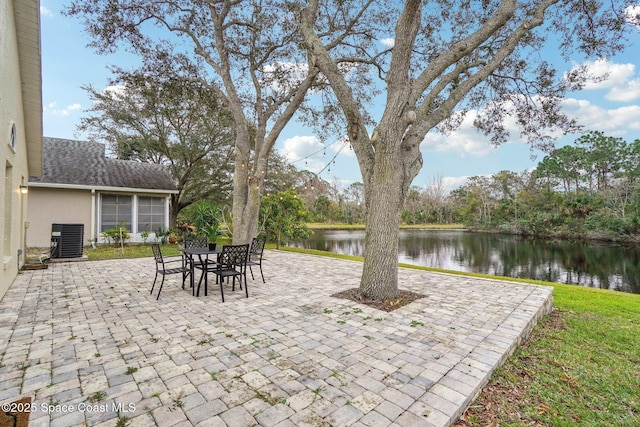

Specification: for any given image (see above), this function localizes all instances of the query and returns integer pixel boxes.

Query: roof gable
[29,137,177,191]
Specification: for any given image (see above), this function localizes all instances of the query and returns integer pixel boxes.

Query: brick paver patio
[0,250,552,426]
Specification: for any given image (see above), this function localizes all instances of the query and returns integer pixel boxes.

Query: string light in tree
[285,137,344,167]
[278,137,350,193]
[297,139,350,192]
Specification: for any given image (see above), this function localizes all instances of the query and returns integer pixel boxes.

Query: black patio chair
[150,243,189,300]
[196,244,249,302]
[247,237,266,283]
[182,237,208,289]
[183,236,208,286]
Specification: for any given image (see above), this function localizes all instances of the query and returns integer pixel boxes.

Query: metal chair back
[151,242,164,265]
[184,237,207,248]
[219,244,249,270]
[250,237,266,259]
[248,237,266,283]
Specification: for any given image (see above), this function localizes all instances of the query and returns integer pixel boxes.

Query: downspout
[91,189,96,248]
[165,196,170,232]
[20,178,28,268]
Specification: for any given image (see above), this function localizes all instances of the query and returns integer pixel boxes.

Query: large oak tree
[299,0,638,299]
[67,0,320,243]
[78,61,235,225]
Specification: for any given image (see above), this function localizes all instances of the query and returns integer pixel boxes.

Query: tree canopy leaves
[78,63,235,225]
[260,189,312,248]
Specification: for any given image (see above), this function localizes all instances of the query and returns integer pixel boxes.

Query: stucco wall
[26,188,93,248]
[0,1,32,300]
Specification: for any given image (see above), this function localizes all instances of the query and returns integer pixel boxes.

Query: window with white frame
[137,196,165,233]
[101,194,132,232]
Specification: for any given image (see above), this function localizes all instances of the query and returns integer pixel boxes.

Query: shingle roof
[29,137,177,191]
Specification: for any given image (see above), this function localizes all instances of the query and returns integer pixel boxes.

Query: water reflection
[292,229,640,294]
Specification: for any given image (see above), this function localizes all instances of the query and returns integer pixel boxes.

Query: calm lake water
[291,229,640,294]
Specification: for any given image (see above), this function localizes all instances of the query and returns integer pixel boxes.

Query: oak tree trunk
[359,130,418,299]
[360,168,404,300]
[231,151,262,245]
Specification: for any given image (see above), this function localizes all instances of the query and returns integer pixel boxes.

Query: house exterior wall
[26,187,173,248]
[26,187,92,248]
[0,1,34,300]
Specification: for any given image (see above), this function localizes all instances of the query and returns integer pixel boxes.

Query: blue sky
[40,2,640,193]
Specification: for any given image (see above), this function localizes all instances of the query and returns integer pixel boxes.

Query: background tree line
[288,130,640,244]
[447,131,640,240]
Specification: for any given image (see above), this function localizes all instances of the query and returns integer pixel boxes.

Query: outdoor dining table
[180,246,221,296]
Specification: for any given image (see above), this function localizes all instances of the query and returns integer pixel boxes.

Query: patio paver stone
[0,250,552,426]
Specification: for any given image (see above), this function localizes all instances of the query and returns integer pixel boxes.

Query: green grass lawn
[83,243,639,425]
[83,240,232,261]
[455,284,640,426]
[84,243,182,261]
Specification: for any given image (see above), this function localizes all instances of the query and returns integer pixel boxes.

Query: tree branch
[300,0,375,181]
[415,0,560,133]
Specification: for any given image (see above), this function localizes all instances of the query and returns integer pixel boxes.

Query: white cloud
[574,59,640,102]
[45,102,82,116]
[561,98,640,132]
[581,59,634,89]
[421,110,510,157]
[262,62,309,94]
[103,85,126,96]
[626,4,640,27]
[329,136,356,158]
[441,176,471,193]
[40,6,53,17]
[280,135,326,173]
[380,38,395,48]
[421,87,640,159]
[97,85,129,104]
[606,78,640,102]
